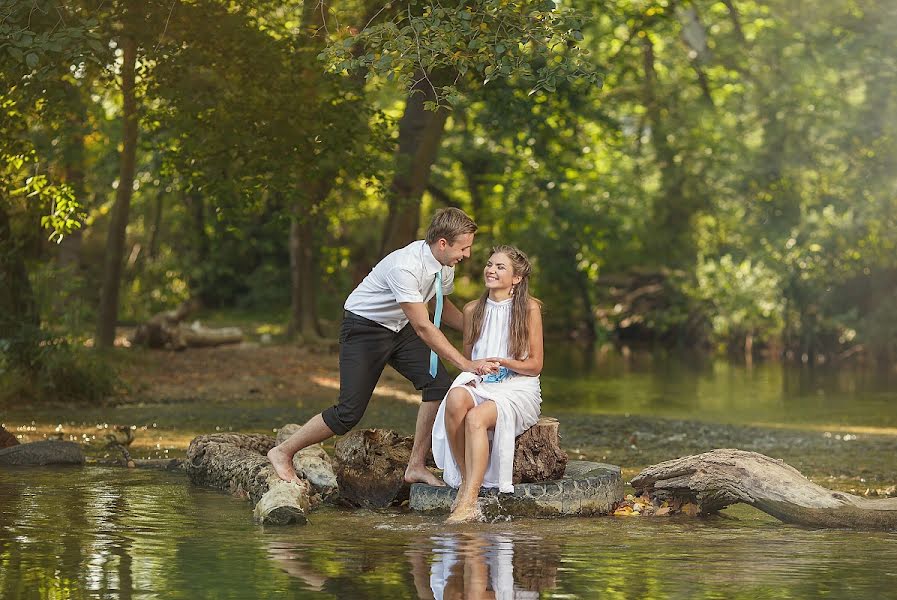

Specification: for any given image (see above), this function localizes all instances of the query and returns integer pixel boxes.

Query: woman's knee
[464,405,495,432]
[445,389,473,417]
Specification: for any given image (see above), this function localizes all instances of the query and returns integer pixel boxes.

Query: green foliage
[321,0,603,107]
[0,331,119,404]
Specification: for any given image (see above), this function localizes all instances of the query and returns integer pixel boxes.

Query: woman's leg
[444,387,475,482]
[447,401,498,523]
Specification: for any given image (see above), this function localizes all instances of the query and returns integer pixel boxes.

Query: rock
[409,461,623,518]
[0,440,84,466]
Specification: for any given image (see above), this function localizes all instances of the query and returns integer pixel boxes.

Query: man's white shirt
[344,240,455,332]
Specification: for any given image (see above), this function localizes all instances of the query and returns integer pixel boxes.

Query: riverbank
[3,343,895,495]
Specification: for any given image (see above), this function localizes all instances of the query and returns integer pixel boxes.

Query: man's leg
[268,414,335,482]
[269,313,392,482]
[390,324,454,486]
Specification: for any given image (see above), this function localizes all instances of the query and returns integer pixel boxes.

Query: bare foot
[445,500,480,524]
[267,446,299,483]
[404,465,446,487]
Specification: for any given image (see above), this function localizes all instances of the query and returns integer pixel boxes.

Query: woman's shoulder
[463,299,479,313]
[527,297,543,311]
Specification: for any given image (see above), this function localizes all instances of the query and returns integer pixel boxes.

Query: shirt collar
[421,241,443,276]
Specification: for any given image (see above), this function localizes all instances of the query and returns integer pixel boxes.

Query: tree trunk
[631,449,897,530]
[379,72,450,257]
[185,433,314,525]
[288,206,322,341]
[96,32,139,348]
[0,201,40,370]
[333,428,414,508]
[513,417,568,484]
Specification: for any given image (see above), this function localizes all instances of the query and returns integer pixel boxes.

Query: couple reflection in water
[268,532,558,599]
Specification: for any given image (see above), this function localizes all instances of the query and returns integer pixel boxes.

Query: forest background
[2,0,896,403]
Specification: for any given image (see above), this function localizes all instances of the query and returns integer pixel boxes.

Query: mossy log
[513,417,568,484]
[631,449,897,530]
[185,433,314,525]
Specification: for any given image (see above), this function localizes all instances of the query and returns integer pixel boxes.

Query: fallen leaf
[681,502,700,516]
[655,506,671,516]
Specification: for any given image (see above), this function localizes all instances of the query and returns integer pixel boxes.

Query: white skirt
[432,371,542,493]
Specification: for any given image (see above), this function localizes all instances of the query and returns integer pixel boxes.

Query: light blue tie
[429,272,443,378]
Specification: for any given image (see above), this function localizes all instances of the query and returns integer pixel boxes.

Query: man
[268,207,498,486]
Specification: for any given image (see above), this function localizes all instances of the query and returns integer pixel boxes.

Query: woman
[431,245,544,523]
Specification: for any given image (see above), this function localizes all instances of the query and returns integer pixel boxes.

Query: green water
[542,350,897,429]
[3,354,897,598]
[2,467,896,599]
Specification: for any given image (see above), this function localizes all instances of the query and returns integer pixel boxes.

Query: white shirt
[344,240,455,332]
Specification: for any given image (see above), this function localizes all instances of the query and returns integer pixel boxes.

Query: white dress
[431,297,542,493]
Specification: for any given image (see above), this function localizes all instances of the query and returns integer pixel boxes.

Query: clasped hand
[469,357,502,375]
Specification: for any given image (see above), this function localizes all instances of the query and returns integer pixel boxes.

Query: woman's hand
[474,360,501,375]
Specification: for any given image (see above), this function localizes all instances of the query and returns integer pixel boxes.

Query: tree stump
[185,433,314,525]
[631,449,897,530]
[513,417,568,484]
[333,429,413,508]
[0,425,18,449]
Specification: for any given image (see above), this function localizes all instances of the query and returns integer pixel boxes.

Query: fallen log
[130,300,242,349]
[185,433,314,525]
[333,429,413,508]
[513,417,568,484]
[631,449,897,530]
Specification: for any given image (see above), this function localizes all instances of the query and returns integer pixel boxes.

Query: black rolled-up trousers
[321,311,453,435]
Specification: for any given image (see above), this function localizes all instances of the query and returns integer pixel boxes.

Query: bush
[0,336,120,405]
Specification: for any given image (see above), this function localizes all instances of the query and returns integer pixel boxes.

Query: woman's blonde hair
[469,245,540,360]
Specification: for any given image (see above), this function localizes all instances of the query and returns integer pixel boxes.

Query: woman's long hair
[468,245,540,360]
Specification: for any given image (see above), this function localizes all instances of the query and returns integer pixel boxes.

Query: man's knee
[322,403,365,435]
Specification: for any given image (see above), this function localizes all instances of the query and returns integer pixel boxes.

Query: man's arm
[430,296,464,332]
[401,302,498,374]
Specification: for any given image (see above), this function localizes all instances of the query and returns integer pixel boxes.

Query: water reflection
[268,531,559,599]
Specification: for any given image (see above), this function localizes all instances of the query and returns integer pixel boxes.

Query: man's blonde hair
[425,207,478,244]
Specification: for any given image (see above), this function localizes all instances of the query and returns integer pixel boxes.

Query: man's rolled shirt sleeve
[386,267,425,304]
[441,268,455,296]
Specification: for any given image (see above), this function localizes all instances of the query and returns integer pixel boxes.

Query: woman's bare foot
[404,465,445,486]
[267,446,299,483]
[445,498,481,524]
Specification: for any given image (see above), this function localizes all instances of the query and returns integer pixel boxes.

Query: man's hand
[467,358,500,375]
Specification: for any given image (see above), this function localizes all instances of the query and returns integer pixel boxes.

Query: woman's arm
[498,300,543,376]
[461,301,477,360]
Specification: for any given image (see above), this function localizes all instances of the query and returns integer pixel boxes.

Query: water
[2,466,895,599]
[3,353,897,598]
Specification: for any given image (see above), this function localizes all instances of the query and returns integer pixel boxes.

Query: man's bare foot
[267,446,299,483]
[404,465,446,487]
[445,500,480,524]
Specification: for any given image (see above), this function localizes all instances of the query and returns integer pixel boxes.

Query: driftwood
[333,429,413,508]
[0,440,84,466]
[0,425,18,449]
[631,449,897,530]
[130,300,242,349]
[185,433,314,525]
[513,417,568,484]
